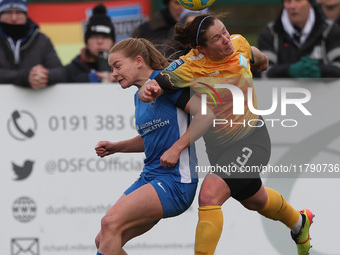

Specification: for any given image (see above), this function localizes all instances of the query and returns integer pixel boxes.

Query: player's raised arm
[138,79,164,102]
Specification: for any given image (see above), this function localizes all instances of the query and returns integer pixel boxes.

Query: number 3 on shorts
[236,147,253,166]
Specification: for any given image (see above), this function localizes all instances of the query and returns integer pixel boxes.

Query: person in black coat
[65,4,116,83]
[256,0,340,78]
[131,0,185,58]
[0,0,66,89]
[317,0,340,26]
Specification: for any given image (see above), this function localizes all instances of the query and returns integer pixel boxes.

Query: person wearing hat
[0,0,66,89]
[65,3,116,83]
[256,0,340,78]
[131,0,185,58]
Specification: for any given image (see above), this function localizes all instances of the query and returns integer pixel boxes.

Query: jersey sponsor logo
[138,119,171,135]
[165,59,185,72]
[206,70,220,77]
[239,54,248,69]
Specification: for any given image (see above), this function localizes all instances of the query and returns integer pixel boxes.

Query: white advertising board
[1,80,339,255]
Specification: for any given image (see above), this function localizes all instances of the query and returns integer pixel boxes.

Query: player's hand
[251,59,269,72]
[95,141,117,157]
[160,147,180,168]
[138,80,164,102]
[250,46,269,72]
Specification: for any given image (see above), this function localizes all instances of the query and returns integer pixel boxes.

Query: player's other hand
[250,46,269,72]
[95,141,117,157]
[138,79,164,102]
[160,147,180,168]
[251,58,269,72]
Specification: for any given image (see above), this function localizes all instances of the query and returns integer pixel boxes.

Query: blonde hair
[109,38,169,70]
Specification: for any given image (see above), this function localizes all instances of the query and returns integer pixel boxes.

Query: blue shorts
[124,173,197,218]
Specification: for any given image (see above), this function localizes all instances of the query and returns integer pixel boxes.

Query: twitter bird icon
[12,160,34,180]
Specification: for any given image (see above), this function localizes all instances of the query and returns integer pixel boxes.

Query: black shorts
[205,120,271,201]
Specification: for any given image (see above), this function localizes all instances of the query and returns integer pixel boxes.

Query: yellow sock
[195,206,223,255]
[258,187,300,228]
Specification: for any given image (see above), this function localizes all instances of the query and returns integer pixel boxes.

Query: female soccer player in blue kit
[94,38,215,255]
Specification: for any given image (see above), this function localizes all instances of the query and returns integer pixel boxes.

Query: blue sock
[96,252,104,255]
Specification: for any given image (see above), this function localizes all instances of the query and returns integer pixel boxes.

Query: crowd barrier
[1,79,339,255]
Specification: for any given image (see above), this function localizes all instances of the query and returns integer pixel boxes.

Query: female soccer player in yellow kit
[139,14,314,255]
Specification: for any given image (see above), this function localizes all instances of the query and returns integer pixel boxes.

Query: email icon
[11,238,39,255]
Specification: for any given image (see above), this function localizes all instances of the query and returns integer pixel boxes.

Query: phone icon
[7,110,37,141]
[12,110,34,138]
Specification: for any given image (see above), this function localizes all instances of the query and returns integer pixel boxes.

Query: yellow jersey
[154,34,259,147]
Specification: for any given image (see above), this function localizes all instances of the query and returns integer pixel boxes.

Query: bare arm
[160,94,215,168]
[95,135,144,158]
[251,46,269,72]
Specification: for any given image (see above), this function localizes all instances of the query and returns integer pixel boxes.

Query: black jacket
[64,47,109,82]
[132,8,182,58]
[257,6,340,78]
[65,52,95,83]
[0,18,66,87]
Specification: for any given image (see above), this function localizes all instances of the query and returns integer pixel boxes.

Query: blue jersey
[134,71,198,183]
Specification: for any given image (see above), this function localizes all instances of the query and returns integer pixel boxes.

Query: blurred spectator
[131,0,185,58]
[317,0,340,25]
[0,0,66,89]
[257,0,340,78]
[65,4,115,83]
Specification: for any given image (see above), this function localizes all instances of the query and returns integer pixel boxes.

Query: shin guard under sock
[195,206,223,255]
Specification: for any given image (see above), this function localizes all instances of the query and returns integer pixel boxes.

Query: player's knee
[199,188,229,206]
[101,214,123,235]
[199,190,217,206]
[199,179,230,206]
[242,198,267,211]
[95,233,100,249]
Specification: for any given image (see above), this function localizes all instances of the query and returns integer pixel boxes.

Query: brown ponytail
[173,14,215,48]
[173,12,228,49]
